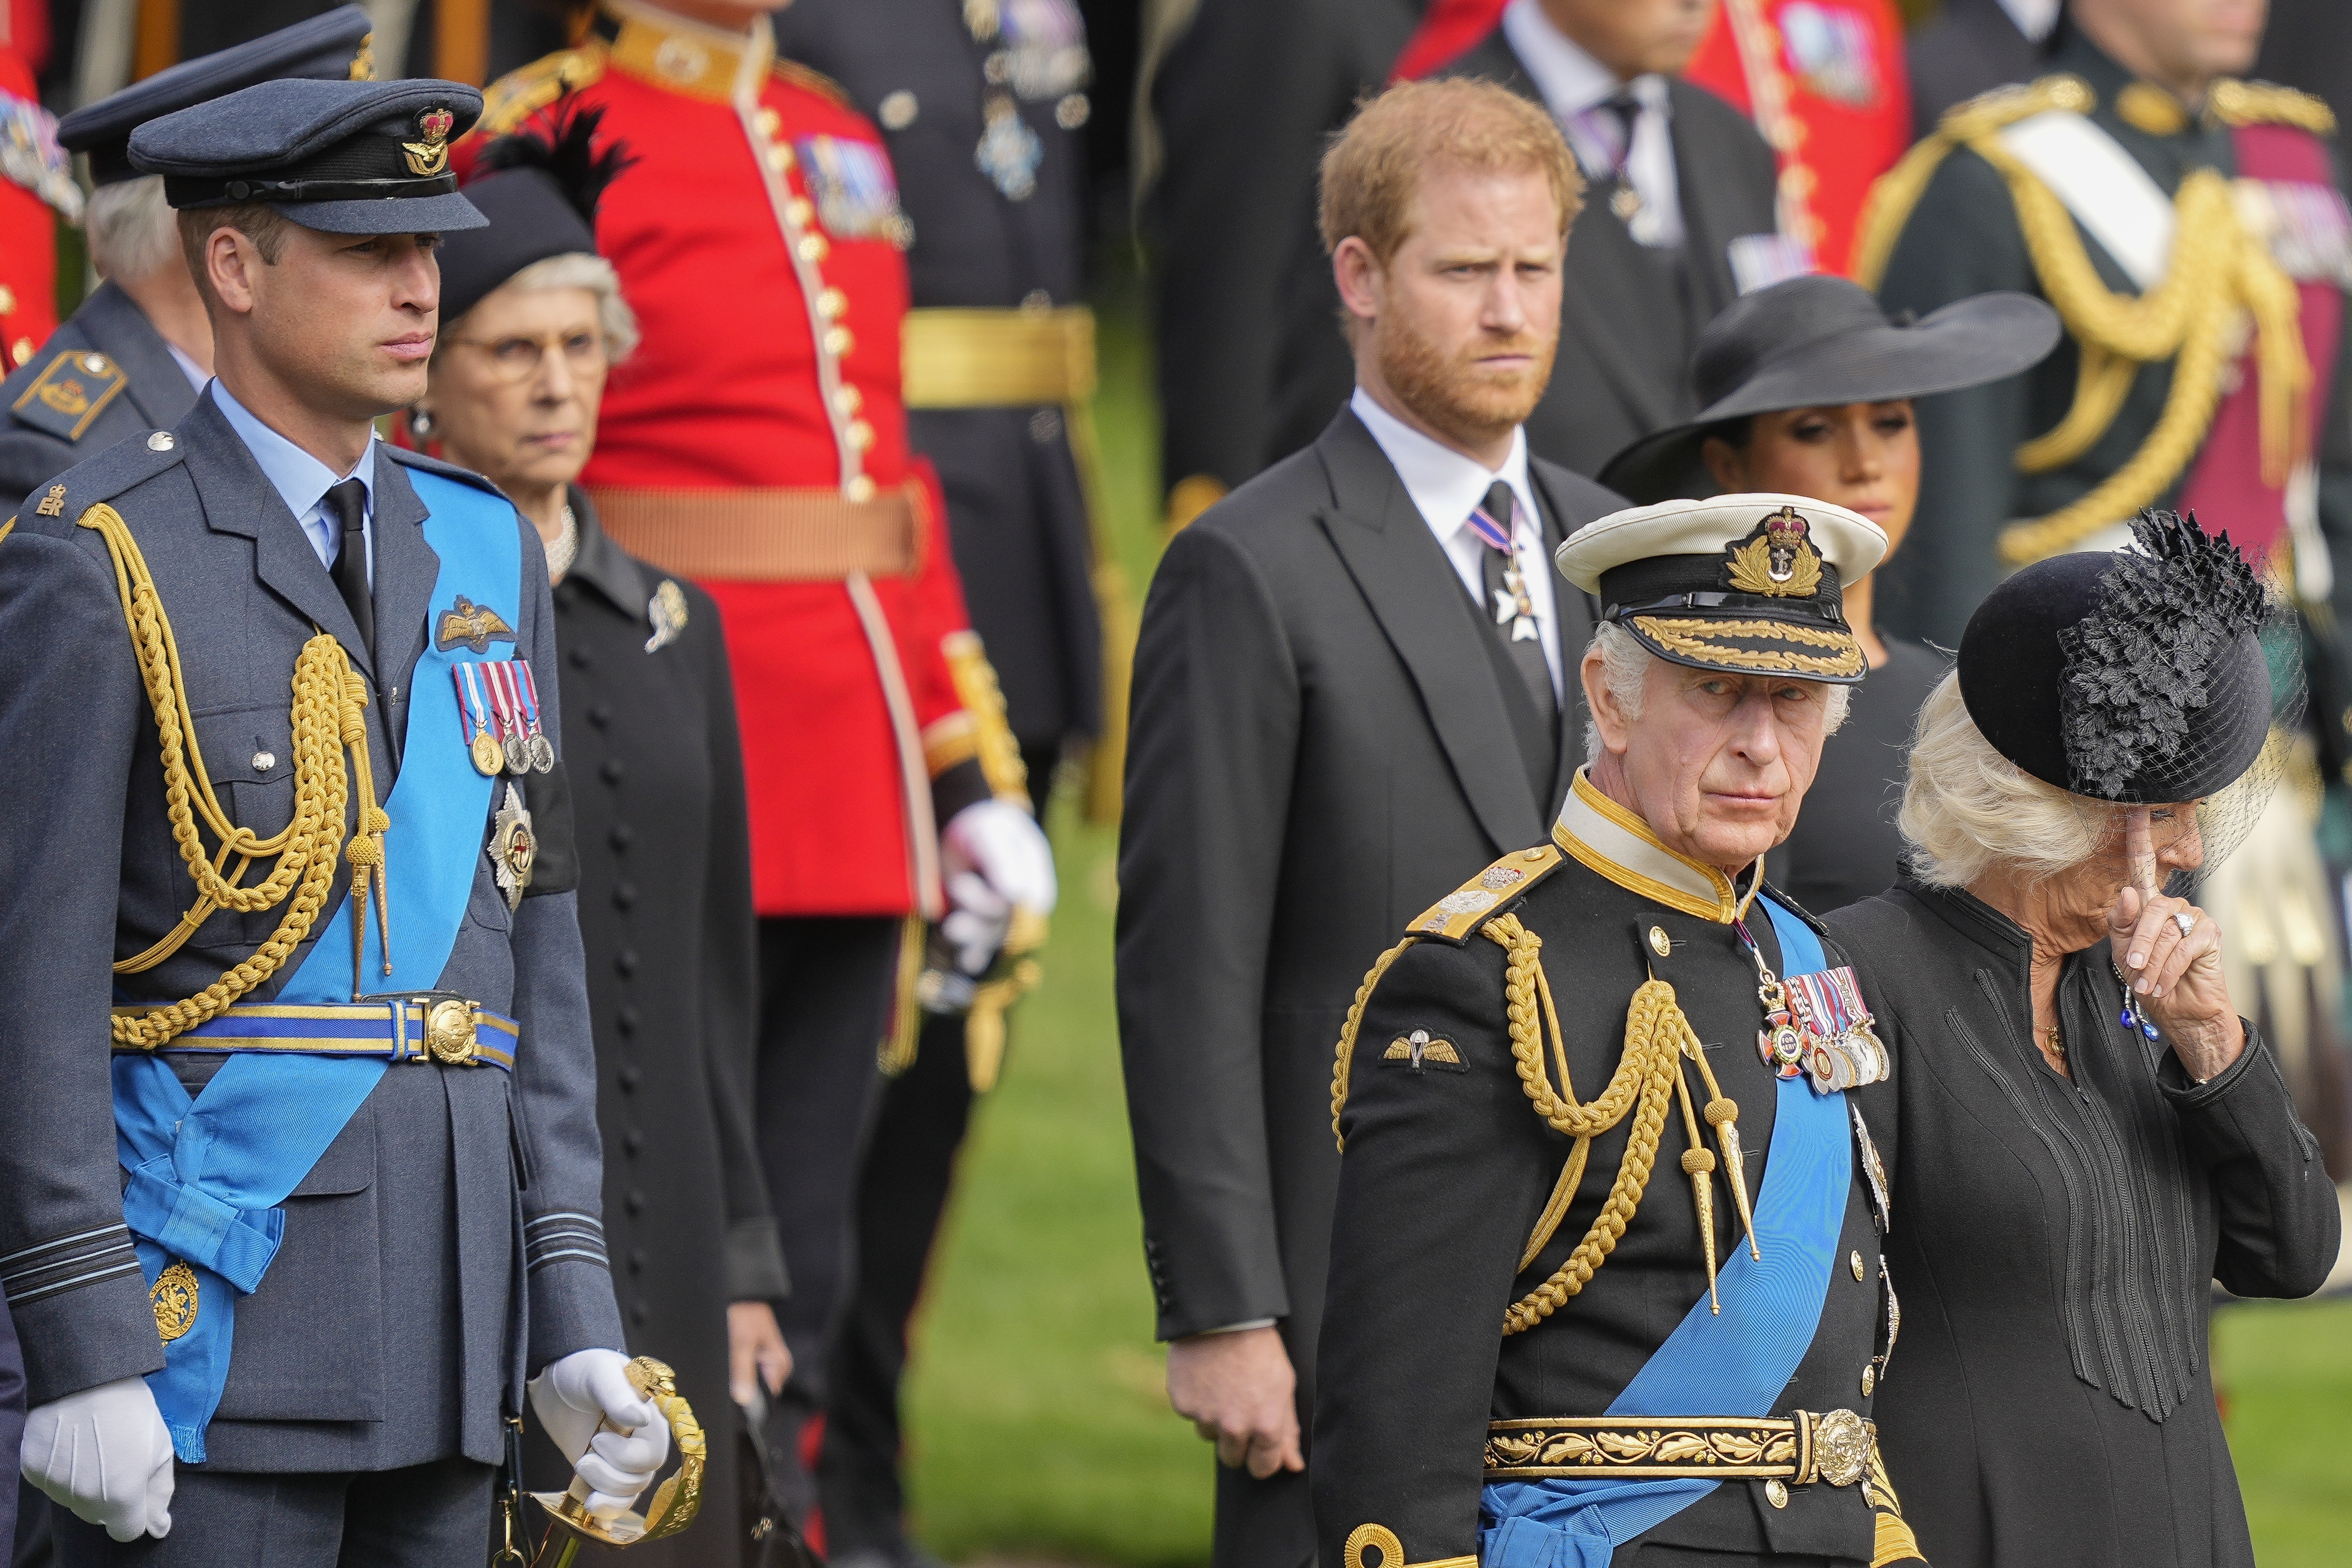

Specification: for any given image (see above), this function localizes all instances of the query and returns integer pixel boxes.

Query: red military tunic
[475,0,1009,918]
[0,29,65,373]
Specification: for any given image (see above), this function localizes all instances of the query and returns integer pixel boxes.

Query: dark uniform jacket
[776,0,1103,752]
[1117,407,1617,1562]
[1265,31,1782,482]
[0,281,200,516]
[1904,0,2051,138]
[0,393,622,1470]
[1315,793,1899,1567]
[1828,878,2339,1568]
[518,492,788,1559]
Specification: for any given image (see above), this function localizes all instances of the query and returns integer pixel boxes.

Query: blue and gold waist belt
[112,996,519,1071]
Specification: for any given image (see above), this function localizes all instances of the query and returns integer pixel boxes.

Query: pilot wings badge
[436,594,517,654]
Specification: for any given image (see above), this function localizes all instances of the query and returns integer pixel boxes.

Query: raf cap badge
[402,105,455,177]
[1723,505,1823,597]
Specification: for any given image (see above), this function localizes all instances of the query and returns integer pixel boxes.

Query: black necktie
[1602,92,1642,183]
[325,477,374,664]
[1475,480,1557,722]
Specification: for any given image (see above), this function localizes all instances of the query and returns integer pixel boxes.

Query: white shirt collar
[1500,0,1671,125]
[1995,0,2061,43]
[1348,386,1533,544]
[208,377,376,530]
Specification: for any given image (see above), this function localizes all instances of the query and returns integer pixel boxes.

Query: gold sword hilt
[528,1357,706,1566]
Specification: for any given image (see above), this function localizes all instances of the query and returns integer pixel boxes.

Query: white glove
[21,1376,175,1541]
[940,799,1057,973]
[527,1349,670,1520]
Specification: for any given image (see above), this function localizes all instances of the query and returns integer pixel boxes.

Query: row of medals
[1755,980,1889,1093]
[471,716,554,778]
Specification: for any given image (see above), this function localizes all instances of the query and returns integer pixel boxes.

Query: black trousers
[50,1458,492,1568]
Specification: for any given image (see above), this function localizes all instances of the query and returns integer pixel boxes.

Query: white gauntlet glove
[21,1376,175,1541]
[528,1349,671,1520]
[940,799,1057,973]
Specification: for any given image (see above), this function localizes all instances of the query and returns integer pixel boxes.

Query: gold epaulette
[476,43,610,139]
[2211,78,2338,134]
[1407,843,1564,942]
[773,56,852,109]
[1852,73,2094,289]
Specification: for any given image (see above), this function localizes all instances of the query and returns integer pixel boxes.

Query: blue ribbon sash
[113,469,521,1460]
[1481,897,1853,1567]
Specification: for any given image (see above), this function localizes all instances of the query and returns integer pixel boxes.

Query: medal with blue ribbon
[455,661,504,775]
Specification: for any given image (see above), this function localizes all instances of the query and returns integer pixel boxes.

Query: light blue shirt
[207,379,376,588]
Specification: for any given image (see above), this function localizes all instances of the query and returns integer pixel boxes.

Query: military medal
[1469,491,1541,643]
[488,782,536,910]
[454,664,505,775]
[976,94,1043,201]
[1734,916,1887,1093]
[514,661,556,773]
[487,663,533,776]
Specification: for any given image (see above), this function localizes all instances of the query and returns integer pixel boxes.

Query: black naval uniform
[769,2,1100,1557]
[1317,798,1912,1568]
[0,284,199,517]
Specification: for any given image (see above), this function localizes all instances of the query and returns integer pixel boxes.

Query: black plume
[474,98,636,226]
[2056,509,2268,799]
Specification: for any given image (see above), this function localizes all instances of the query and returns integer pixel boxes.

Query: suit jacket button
[616,948,639,976]
[616,1005,640,1034]
[146,432,173,452]
[617,1064,641,1092]
[614,881,638,909]
[609,823,634,851]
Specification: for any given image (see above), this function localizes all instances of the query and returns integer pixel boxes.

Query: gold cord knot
[1705,1097,1738,1126]
[1681,1148,1717,1175]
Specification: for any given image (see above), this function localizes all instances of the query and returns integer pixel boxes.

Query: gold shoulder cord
[78,504,390,1047]
[1853,75,2309,567]
[1329,913,1758,1334]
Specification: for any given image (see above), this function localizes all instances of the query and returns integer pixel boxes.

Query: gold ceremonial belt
[1485,1409,1876,1486]
[108,997,519,1071]
[591,481,924,582]
[901,306,1097,408]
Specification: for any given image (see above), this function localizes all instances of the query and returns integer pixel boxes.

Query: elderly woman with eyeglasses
[413,112,791,1564]
[1822,509,2341,1568]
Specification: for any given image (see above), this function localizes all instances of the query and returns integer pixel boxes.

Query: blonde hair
[1900,671,2103,888]
[1318,77,1584,265]
[1581,622,1851,765]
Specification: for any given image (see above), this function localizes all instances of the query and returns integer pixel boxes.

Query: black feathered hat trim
[436,97,636,325]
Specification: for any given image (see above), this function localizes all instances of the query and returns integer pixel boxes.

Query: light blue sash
[113,471,521,1460]
[1481,897,1852,1566]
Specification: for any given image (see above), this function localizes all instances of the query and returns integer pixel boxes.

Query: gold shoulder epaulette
[2211,79,2337,134]
[773,57,852,109]
[1938,72,2096,141]
[477,43,609,138]
[1409,843,1563,942]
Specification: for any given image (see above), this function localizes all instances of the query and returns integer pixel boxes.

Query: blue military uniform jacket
[0,389,623,1471]
[0,281,200,517]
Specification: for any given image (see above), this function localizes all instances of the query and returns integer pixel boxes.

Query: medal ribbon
[452,662,494,748]
[485,661,519,745]
[513,659,542,742]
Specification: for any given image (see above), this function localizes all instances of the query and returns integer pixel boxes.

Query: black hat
[1958,511,2274,803]
[1555,493,1888,685]
[130,78,488,235]
[57,6,375,187]
[436,106,635,325]
[1598,276,2063,505]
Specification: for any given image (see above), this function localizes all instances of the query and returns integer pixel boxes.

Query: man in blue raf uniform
[0,6,373,514]
[1,77,671,1564]
[1316,496,1925,1567]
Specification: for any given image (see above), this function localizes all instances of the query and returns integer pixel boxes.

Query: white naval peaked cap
[1553,493,1887,595]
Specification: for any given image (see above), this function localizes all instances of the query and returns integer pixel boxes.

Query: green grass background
[892,279,2352,1565]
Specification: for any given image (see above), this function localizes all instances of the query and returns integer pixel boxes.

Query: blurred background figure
[767,2,1102,1564]
[473,0,1056,1543]
[416,108,792,1566]
[1342,0,1781,479]
[0,5,368,511]
[1139,0,1425,531]
[0,0,71,379]
[1599,273,2059,911]
[1862,0,2352,1170]
[1905,0,2061,133]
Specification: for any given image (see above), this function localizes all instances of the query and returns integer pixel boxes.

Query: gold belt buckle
[424,999,478,1065]
[1799,1408,1873,1488]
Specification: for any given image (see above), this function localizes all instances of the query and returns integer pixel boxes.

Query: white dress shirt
[1501,0,1682,249]
[209,378,376,587]
[1350,387,1563,697]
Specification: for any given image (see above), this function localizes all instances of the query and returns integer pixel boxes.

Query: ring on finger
[2173,911,2196,937]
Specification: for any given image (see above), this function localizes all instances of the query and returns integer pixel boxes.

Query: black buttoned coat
[526,492,789,1561]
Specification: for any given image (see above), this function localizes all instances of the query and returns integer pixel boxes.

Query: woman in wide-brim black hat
[1822,510,2338,1568]
[1599,274,2060,912]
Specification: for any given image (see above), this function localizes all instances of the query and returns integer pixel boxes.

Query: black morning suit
[0,281,199,515]
[769,2,1103,1556]
[1264,32,1782,482]
[1116,408,1619,1568]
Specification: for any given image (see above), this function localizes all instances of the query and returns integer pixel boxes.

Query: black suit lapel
[81,283,200,430]
[369,453,443,775]
[1667,80,1752,327]
[1312,412,1548,856]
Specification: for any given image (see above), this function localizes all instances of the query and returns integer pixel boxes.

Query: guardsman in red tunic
[0,2,70,377]
[471,0,1056,1514]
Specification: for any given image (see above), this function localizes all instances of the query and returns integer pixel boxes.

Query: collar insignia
[402,107,455,177]
[436,594,517,654]
[1723,505,1823,598]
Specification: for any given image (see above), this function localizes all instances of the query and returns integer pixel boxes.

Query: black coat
[526,494,790,1562]
[775,0,1102,749]
[1265,34,1782,481]
[1116,408,1617,1562]
[1904,0,2052,138]
[1826,878,2341,1568]
[0,281,199,516]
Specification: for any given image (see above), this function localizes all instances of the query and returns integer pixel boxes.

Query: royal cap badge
[402,105,455,177]
[1724,505,1824,597]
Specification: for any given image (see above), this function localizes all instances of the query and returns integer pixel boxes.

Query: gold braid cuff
[79,503,388,1046]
